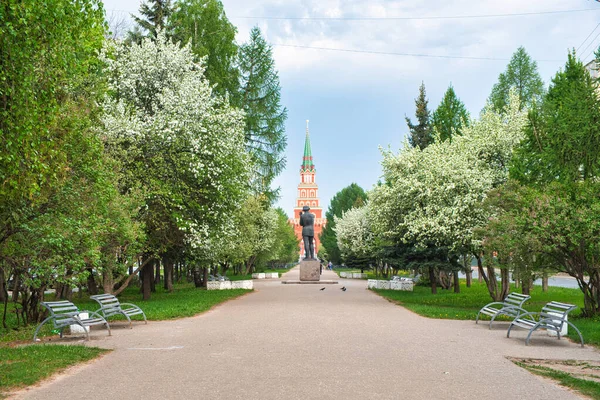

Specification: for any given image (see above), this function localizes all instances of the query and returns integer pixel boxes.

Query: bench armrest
[120,303,143,310]
[480,301,504,310]
[77,310,108,321]
[511,311,539,322]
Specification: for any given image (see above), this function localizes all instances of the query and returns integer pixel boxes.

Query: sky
[101,0,600,218]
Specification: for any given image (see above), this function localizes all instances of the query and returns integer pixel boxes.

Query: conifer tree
[405,82,433,150]
[489,46,544,112]
[511,51,600,185]
[128,0,173,43]
[431,84,470,143]
[239,26,287,202]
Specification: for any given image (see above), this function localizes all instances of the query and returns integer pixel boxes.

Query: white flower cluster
[370,90,527,251]
[101,32,251,254]
[334,205,373,259]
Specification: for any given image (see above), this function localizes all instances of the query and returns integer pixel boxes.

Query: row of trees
[0,0,298,327]
[330,47,600,317]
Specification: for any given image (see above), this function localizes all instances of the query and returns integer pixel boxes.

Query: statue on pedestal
[299,205,315,260]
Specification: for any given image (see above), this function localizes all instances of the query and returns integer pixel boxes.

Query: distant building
[289,121,326,259]
[585,60,598,79]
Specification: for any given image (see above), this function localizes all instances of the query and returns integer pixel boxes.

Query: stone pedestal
[299,260,320,281]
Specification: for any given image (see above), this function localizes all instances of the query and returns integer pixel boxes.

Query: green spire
[301,120,314,171]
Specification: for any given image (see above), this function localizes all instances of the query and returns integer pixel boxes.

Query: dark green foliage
[489,46,545,112]
[405,82,433,149]
[239,27,288,202]
[129,0,173,42]
[320,184,367,264]
[511,51,600,185]
[431,84,470,143]
[170,0,239,100]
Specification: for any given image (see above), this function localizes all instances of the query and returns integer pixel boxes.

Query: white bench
[90,294,147,328]
[507,301,584,347]
[34,300,111,342]
[476,292,530,329]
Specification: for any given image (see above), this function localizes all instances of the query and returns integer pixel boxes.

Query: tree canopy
[488,46,545,112]
[405,82,433,150]
[319,183,367,264]
[431,84,470,143]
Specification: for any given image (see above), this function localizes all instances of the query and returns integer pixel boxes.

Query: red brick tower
[290,121,326,259]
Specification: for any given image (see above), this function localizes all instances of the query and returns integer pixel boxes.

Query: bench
[507,301,584,347]
[34,300,111,342]
[90,294,147,328]
[476,292,531,329]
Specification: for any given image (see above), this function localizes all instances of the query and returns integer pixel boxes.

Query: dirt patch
[509,357,600,384]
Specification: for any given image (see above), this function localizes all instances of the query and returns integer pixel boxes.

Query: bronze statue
[299,205,315,260]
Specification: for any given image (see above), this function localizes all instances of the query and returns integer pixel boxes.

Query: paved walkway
[12,267,600,399]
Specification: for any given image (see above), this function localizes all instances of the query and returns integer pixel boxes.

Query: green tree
[128,0,173,43]
[511,51,600,185]
[320,183,367,264]
[488,46,544,112]
[0,0,106,305]
[431,84,470,143]
[405,82,433,149]
[239,26,288,202]
[170,0,239,100]
[268,208,300,267]
[102,33,250,298]
[0,0,106,246]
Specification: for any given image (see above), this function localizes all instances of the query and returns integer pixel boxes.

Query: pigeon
[320,287,326,291]
[341,287,347,291]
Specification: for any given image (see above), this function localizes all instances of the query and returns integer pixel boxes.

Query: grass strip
[513,361,600,399]
[372,280,600,347]
[0,345,108,396]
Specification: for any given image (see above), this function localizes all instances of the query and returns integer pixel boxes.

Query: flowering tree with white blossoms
[335,205,374,271]
[370,91,526,298]
[101,32,250,298]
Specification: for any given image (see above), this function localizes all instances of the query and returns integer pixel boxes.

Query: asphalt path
[11,267,600,399]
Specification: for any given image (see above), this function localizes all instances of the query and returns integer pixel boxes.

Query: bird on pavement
[320,287,326,291]
[341,287,347,291]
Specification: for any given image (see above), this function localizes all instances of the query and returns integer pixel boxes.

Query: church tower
[291,121,326,258]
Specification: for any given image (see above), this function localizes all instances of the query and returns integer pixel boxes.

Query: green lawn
[373,280,600,347]
[0,345,109,396]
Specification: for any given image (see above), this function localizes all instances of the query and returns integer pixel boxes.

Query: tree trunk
[87,267,99,295]
[500,268,509,300]
[453,270,460,293]
[0,266,5,303]
[11,274,20,302]
[466,269,472,288]
[477,254,500,301]
[193,267,203,288]
[542,271,549,293]
[102,268,114,295]
[429,266,437,294]
[154,260,161,285]
[141,262,153,300]
[163,256,173,292]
